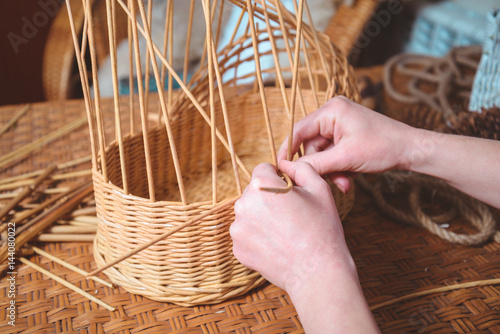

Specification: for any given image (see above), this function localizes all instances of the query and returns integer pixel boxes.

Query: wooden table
[1,76,500,333]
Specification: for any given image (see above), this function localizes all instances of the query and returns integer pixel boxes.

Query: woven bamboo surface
[1,68,500,332]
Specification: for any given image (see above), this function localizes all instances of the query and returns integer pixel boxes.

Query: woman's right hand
[277,96,417,192]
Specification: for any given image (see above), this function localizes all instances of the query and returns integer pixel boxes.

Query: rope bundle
[383,46,482,130]
[358,172,499,246]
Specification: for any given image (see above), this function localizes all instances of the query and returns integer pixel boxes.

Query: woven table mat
[1,82,500,332]
[1,190,499,333]
[0,100,93,177]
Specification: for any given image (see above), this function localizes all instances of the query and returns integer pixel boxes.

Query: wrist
[284,240,358,297]
[286,251,380,333]
[400,126,437,172]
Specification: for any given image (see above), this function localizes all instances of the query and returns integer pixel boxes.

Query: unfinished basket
[67,0,359,306]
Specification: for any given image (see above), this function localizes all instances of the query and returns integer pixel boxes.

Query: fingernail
[335,183,346,194]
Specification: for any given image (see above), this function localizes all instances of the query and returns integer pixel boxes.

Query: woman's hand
[277,96,417,193]
[230,161,354,291]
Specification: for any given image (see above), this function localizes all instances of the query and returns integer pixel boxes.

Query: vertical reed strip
[105,0,129,194]
[115,0,252,180]
[261,1,292,117]
[0,104,30,138]
[200,0,223,66]
[245,0,277,166]
[202,0,218,204]
[287,0,304,161]
[301,38,320,109]
[80,11,89,63]
[157,0,173,125]
[290,0,319,110]
[156,0,172,125]
[129,0,156,201]
[183,0,196,85]
[206,22,242,195]
[136,0,187,203]
[143,0,153,116]
[228,4,247,47]
[214,0,225,49]
[127,0,135,135]
[274,0,307,117]
[83,0,108,181]
[64,0,98,169]
[166,0,174,111]
[199,0,219,68]
[304,0,331,102]
[0,165,56,221]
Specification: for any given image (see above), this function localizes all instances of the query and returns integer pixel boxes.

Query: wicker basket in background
[67,0,359,306]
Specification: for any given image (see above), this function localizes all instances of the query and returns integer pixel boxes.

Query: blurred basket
[68,0,359,306]
[43,0,129,100]
[324,0,380,56]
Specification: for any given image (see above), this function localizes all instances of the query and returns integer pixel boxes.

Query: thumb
[279,160,330,195]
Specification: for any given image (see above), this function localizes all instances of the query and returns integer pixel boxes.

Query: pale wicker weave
[68,0,360,306]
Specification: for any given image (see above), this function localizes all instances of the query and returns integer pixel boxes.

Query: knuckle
[328,95,350,114]
[231,244,242,261]
[229,220,241,239]
[233,199,244,217]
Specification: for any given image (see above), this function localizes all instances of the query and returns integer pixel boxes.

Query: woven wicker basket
[67,0,360,306]
[93,87,356,305]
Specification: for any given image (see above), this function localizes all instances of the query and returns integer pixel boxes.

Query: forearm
[404,128,500,208]
[287,254,379,333]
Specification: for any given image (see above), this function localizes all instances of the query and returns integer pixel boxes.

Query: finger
[327,173,351,194]
[251,163,287,190]
[277,96,357,164]
[303,136,332,156]
[279,160,329,195]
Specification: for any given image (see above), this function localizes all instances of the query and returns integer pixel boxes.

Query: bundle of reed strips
[0,148,97,265]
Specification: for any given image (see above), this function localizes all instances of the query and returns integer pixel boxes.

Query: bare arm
[405,128,500,208]
[278,96,500,208]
